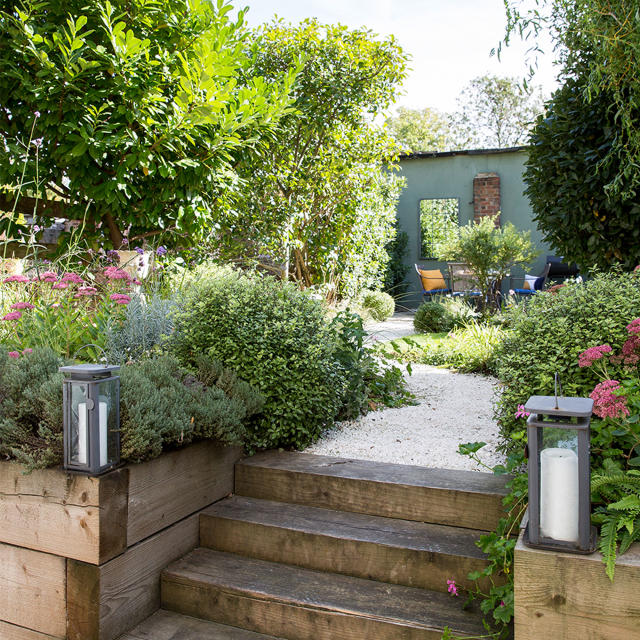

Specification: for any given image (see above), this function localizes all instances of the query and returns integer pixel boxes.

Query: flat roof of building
[399,146,528,160]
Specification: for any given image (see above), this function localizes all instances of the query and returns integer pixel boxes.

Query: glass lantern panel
[539,426,579,542]
[70,383,90,466]
[97,381,118,467]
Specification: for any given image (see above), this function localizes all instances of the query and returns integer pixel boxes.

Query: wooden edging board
[514,531,640,639]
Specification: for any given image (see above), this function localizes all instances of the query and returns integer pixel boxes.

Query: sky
[242,0,559,114]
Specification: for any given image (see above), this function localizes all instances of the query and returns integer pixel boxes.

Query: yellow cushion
[418,269,446,292]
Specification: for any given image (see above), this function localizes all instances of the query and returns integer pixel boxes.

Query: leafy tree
[525,73,640,269]
[226,19,408,298]
[436,215,539,312]
[450,75,543,149]
[385,107,451,153]
[0,0,295,247]
[502,0,640,199]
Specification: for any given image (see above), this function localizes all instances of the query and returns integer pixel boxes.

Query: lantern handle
[554,372,562,409]
[73,343,109,365]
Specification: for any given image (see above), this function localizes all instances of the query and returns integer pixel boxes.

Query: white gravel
[305,363,505,472]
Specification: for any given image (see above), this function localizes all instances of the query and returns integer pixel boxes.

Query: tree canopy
[503,0,640,199]
[450,75,543,149]
[384,107,450,153]
[0,0,295,247]
[227,19,408,298]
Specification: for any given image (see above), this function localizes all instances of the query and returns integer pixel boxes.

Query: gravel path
[305,363,505,472]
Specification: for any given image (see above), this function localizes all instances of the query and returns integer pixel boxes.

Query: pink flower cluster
[447,579,459,596]
[10,302,34,310]
[104,266,131,281]
[627,319,640,335]
[33,271,58,283]
[515,404,531,419]
[2,311,22,321]
[578,344,612,367]
[8,348,33,359]
[74,286,98,298]
[590,380,630,419]
[109,293,131,305]
[61,273,84,285]
[3,274,29,284]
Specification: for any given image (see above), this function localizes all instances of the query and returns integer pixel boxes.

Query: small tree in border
[436,215,539,313]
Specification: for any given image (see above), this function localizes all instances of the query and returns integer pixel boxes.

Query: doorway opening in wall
[419,198,459,259]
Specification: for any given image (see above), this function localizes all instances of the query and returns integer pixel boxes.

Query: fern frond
[619,518,640,555]
[599,515,621,582]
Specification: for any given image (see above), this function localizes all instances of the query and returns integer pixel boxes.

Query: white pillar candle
[99,401,108,467]
[77,402,88,465]
[540,447,579,542]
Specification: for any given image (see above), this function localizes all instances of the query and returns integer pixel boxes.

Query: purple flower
[446,579,459,597]
[10,302,34,310]
[578,344,613,367]
[515,404,531,419]
[121,237,128,245]
[156,245,167,256]
[8,351,20,359]
[590,380,630,419]
[3,275,29,284]
[2,311,22,321]
[135,247,144,255]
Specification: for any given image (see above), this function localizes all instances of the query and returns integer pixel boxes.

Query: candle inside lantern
[77,402,88,465]
[76,400,109,467]
[99,400,108,467]
[540,447,579,542]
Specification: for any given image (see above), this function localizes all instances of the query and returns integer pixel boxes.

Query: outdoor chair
[510,262,551,296]
[447,262,481,298]
[415,265,451,298]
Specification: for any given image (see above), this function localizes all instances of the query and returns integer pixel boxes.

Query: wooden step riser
[200,514,490,593]
[162,577,448,640]
[235,464,505,532]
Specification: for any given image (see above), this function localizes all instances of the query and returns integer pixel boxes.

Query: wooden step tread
[236,451,509,531]
[162,548,486,639]
[200,495,490,591]
[119,609,284,639]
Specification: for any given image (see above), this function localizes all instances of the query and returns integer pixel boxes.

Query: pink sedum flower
[52,282,68,290]
[104,266,131,281]
[446,579,459,596]
[32,271,58,283]
[61,273,84,285]
[22,348,33,354]
[3,274,29,284]
[10,302,34,310]
[2,311,22,321]
[74,286,98,298]
[627,318,640,336]
[8,351,20,359]
[578,344,612,367]
[590,380,630,419]
[109,293,131,305]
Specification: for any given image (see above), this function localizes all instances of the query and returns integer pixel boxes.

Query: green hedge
[494,271,640,445]
[172,267,348,450]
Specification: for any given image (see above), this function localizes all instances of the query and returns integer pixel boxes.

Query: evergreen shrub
[171,267,348,450]
[359,289,395,321]
[0,347,262,470]
[494,270,640,445]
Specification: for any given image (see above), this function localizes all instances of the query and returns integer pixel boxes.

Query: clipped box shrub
[414,301,454,333]
[494,270,640,445]
[358,289,395,321]
[171,267,348,450]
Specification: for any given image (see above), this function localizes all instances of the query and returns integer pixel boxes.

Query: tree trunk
[103,211,123,247]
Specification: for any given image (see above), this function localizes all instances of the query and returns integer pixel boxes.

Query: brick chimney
[473,172,500,226]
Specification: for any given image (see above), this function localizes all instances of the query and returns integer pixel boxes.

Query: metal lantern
[523,385,597,554]
[60,364,120,475]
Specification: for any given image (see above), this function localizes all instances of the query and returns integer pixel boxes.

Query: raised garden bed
[0,441,242,640]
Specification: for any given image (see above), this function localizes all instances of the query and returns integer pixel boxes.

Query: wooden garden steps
[235,451,509,531]
[161,548,487,640]
[119,452,510,640]
[120,609,284,639]
[199,494,491,591]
